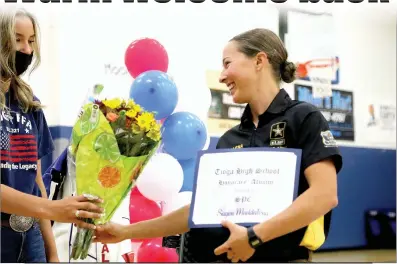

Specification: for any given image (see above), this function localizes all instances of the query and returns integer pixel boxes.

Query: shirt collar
[240,88,291,125]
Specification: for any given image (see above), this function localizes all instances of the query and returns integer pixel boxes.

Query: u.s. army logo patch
[269,122,286,147]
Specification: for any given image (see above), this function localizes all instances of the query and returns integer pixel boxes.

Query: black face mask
[15,51,33,76]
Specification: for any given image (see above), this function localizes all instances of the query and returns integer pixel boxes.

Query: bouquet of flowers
[67,85,161,260]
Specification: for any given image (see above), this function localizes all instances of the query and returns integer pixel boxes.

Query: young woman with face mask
[0,8,104,262]
[93,28,343,263]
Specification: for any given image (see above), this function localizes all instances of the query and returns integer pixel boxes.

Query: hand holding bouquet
[68,85,161,260]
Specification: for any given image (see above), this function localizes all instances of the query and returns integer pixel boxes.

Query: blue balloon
[129,70,178,120]
[161,112,207,160]
[179,158,197,192]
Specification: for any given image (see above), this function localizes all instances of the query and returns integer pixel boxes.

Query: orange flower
[106,112,119,122]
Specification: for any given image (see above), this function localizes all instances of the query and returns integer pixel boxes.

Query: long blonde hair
[0,8,42,112]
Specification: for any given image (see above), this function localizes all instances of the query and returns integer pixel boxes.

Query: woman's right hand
[48,194,104,230]
[93,222,129,244]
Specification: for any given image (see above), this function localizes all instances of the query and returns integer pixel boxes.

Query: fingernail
[92,225,97,230]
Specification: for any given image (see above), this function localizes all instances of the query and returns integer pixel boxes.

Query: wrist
[124,224,134,241]
[40,199,55,220]
[253,223,270,244]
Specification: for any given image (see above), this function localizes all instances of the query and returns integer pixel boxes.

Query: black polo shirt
[181,89,343,263]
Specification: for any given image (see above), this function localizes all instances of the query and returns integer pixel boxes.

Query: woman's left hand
[214,220,255,262]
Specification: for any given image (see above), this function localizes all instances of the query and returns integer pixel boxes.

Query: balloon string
[160,201,165,215]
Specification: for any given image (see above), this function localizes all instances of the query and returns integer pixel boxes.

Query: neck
[248,78,280,126]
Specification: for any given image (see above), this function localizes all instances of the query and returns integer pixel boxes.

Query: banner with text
[294,84,354,141]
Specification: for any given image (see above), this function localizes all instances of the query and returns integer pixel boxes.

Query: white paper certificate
[188,147,302,228]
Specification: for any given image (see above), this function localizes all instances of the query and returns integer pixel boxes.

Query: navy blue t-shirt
[1,89,55,219]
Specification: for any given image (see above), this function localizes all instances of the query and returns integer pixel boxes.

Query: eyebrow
[222,57,230,64]
[16,33,35,38]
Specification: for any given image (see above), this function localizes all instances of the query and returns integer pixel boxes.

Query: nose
[19,41,33,55]
[219,71,227,84]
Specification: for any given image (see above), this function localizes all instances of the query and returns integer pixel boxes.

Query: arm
[125,204,190,239]
[35,160,59,262]
[253,110,341,243]
[1,184,53,219]
[94,204,190,243]
[253,159,338,243]
[1,184,103,228]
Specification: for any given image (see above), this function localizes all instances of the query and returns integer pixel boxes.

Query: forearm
[1,184,52,219]
[36,171,58,259]
[40,219,58,258]
[253,187,338,243]
[125,204,190,239]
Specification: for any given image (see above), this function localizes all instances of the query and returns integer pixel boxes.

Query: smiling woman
[93,28,342,263]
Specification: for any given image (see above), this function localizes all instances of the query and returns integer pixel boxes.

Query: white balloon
[162,191,193,215]
[136,153,184,202]
[202,134,211,151]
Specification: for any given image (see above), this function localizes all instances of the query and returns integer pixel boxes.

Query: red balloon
[130,186,143,198]
[162,248,179,262]
[124,38,169,78]
[137,239,178,262]
[129,189,162,243]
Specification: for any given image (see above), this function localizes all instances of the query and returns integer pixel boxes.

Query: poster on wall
[294,84,355,141]
[206,70,246,136]
[208,88,246,133]
[363,104,396,145]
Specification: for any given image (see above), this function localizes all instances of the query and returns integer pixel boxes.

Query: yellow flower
[133,104,142,113]
[136,112,155,132]
[131,123,141,134]
[126,99,136,109]
[125,99,142,113]
[147,129,161,141]
[102,98,122,109]
[150,121,161,133]
[126,109,138,119]
[147,121,161,141]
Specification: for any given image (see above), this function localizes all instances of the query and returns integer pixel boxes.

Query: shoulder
[216,124,244,149]
[287,100,321,118]
[286,100,326,126]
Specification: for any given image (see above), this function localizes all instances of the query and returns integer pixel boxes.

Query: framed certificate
[188,147,302,228]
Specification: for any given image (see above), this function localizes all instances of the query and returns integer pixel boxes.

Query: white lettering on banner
[189,150,300,227]
[321,111,346,123]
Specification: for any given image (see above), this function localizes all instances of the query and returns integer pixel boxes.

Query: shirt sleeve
[34,109,55,160]
[297,110,343,173]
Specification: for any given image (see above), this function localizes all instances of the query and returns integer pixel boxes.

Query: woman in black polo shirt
[94,28,343,263]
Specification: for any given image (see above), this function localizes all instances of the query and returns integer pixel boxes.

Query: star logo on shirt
[270,122,286,139]
[273,125,283,137]
[25,128,30,134]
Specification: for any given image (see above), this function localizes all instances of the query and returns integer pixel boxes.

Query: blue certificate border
[188,147,302,229]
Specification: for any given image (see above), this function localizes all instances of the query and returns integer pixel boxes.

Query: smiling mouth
[227,83,235,93]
